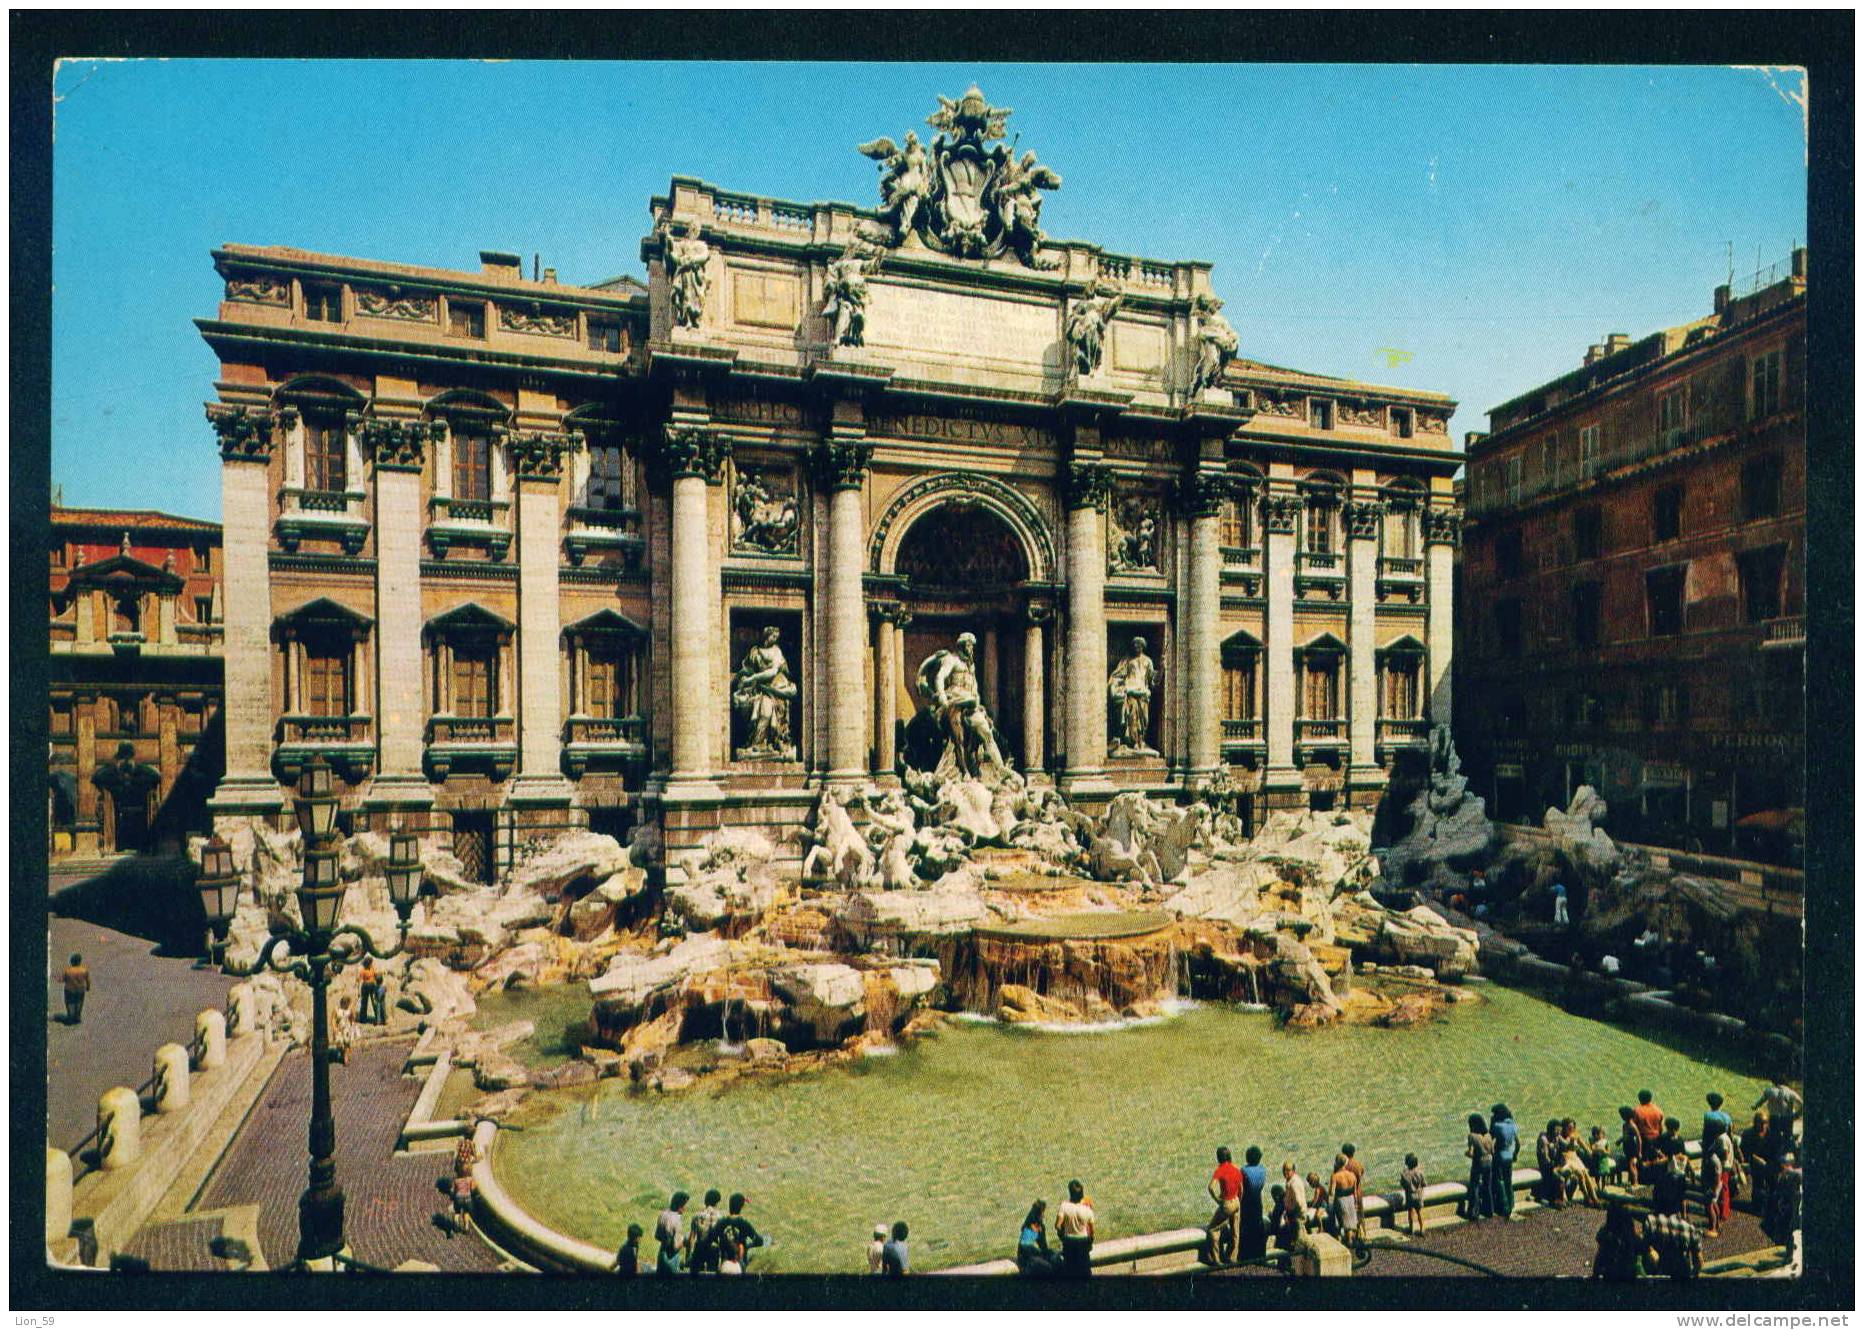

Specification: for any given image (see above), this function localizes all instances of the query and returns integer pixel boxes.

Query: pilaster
[508,430,581,806]
[361,416,441,809]
[1179,470,1228,783]
[1261,485,1302,800]
[1061,459,1113,797]
[660,420,729,799]
[1345,495,1383,787]
[817,421,874,784]
[1424,505,1459,727]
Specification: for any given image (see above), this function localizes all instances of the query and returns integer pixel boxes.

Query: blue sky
[50,61,1806,519]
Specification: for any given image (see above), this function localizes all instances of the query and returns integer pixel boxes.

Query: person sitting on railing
[708,1193,766,1275]
[1054,1180,1095,1278]
[1557,1119,1602,1207]
[1016,1200,1055,1277]
[614,1223,644,1277]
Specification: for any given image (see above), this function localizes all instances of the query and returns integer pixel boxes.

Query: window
[193,543,212,571]
[1738,545,1786,623]
[1645,682,1688,729]
[1751,350,1782,419]
[1573,506,1602,561]
[588,318,623,353]
[1391,407,1414,439]
[1741,453,1782,521]
[1494,528,1524,581]
[1220,490,1254,549]
[1221,639,1260,721]
[1652,484,1683,542]
[1646,566,1686,637]
[195,596,214,624]
[1540,439,1559,492]
[1505,455,1523,505]
[453,429,492,502]
[1309,399,1334,430]
[1302,653,1341,719]
[1571,581,1603,648]
[305,284,342,322]
[305,419,347,492]
[448,299,486,338]
[1303,492,1336,555]
[451,647,495,717]
[1381,652,1422,719]
[1657,389,1686,446]
[588,444,629,511]
[50,542,66,570]
[1578,425,1601,479]
[303,645,351,718]
[114,596,141,636]
[1495,599,1523,657]
[584,642,638,719]
[1383,501,1418,559]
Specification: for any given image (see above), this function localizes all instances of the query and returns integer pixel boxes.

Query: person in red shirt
[1632,1089,1667,1162]
[1202,1145,1244,1265]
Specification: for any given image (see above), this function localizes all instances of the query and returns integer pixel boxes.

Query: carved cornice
[1422,507,1462,547]
[1063,461,1113,513]
[207,404,276,462]
[1344,499,1384,540]
[508,429,583,481]
[814,437,874,492]
[360,417,443,471]
[1177,471,1231,519]
[658,425,732,484]
[1261,492,1302,535]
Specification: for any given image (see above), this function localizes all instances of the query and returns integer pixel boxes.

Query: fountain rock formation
[1378,724,1496,889]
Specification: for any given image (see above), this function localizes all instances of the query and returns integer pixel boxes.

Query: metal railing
[67,1031,207,1182]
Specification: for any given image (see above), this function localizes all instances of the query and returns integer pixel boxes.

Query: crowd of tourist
[575,1077,1799,1280]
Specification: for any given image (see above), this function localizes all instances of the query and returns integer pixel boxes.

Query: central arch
[895,504,1030,592]
[869,471,1055,582]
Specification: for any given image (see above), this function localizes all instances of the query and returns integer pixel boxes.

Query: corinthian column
[1062,462,1112,796]
[361,417,438,808]
[205,405,284,815]
[1345,496,1384,794]
[1262,487,1302,805]
[1424,505,1459,727]
[1023,605,1050,779]
[872,604,907,777]
[507,431,579,805]
[1182,471,1227,783]
[819,434,873,784]
[663,426,729,796]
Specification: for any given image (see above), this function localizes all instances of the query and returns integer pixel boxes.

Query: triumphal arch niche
[639,85,1458,859]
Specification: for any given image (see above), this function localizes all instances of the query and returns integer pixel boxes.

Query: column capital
[1343,498,1384,540]
[815,436,873,491]
[508,429,583,481]
[1261,491,1302,535]
[658,425,732,483]
[1023,601,1055,626]
[1176,470,1231,519]
[1422,506,1462,547]
[1063,461,1113,512]
[869,600,912,628]
[207,404,276,462]
[360,417,443,472]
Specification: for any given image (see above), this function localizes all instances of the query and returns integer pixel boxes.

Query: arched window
[274,376,364,496]
[427,391,512,506]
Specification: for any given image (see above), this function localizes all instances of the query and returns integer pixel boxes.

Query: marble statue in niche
[667,223,712,330]
[1108,491,1161,573]
[915,632,1006,782]
[732,627,798,759]
[732,467,801,555]
[1108,636,1159,757]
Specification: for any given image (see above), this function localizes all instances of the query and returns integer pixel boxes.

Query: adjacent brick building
[1458,251,1806,861]
[49,506,225,858]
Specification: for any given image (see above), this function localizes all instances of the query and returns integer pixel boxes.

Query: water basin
[489,985,1769,1272]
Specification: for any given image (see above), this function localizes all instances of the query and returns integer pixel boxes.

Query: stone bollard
[226,983,256,1039]
[97,1087,141,1171]
[153,1043,192,1113]
[1293,1231,1354,1277]
[45,1146,73,1243]
[195,1009,227,1069]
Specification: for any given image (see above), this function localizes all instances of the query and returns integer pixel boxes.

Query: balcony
[276,488,368,555]
[1377,555,1427,604]
[562,714,649,779]
[1761,615,1805,650]
[425,714,517,780]
[1376,717,1431,760]
[1220,717,1265,765]
[1220,546,1262,569]
[564,504,646,569]
[427,496,513,561]
[275,713,374,783]
[1294,717,1346,765]
[1294,550,1346,601]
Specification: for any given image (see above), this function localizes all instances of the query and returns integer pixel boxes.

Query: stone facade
[198,92,1461,871]
[49,507,225,857]
[1458,251,1806,860]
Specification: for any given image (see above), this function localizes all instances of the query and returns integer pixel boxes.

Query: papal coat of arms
[857,86,1062,268]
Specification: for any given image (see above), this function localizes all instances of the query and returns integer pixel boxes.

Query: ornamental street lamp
[201,758,424,1269]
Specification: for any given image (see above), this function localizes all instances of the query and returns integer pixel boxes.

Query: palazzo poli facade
[199,90,1462,876]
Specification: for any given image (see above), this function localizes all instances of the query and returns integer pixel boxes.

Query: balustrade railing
[1763,615,1805,646]
[1297,551,1342,573]
[1220,718,1262,740]
[1221,546,1262,568]
[280,714,372,744]
[1377,718,1431,744]
[427,715,514,745]
[1379,556,1424,577]
[566,715,647,744]
[1295,718,1345,740]
[430,496,508,526]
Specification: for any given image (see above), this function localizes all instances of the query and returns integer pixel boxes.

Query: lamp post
[200,758,424,1269]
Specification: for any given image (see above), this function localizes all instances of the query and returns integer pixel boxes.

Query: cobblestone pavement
[46,915,234,1150]
[123,1215,226,1270]
[1220,1200,1773,1278]
[194,1038,504,1272]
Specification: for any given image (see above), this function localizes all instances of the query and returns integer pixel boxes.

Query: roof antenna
[1725,241,1733,287]
[533,253,541,281]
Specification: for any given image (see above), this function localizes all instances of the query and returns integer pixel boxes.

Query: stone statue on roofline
[1066,283,1124,377]
[1190,293,1240,396]
[666,223,711,330]
[821,241,885,348]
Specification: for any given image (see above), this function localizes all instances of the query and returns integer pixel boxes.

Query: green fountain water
[483,985,1769,1273]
